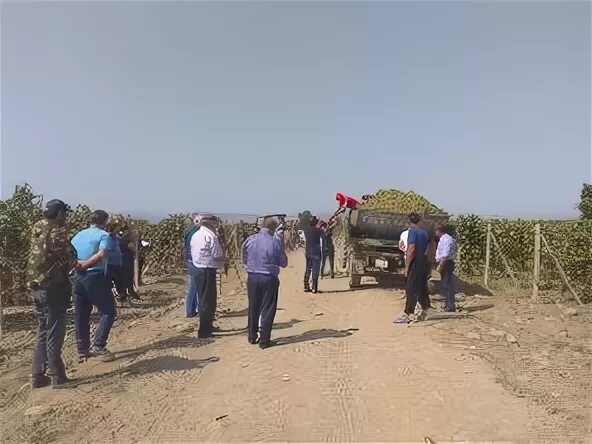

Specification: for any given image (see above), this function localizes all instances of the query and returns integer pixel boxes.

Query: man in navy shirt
[394,213,431,324]
[303,217,323,293]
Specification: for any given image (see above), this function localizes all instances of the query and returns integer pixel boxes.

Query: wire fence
[332,212,592,304]
[0,185,304,336]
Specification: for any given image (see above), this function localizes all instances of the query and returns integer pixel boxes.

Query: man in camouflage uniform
[28,199,79,389]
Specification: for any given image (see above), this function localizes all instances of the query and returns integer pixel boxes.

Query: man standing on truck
[394,213,431,324]
[303,216,323,293]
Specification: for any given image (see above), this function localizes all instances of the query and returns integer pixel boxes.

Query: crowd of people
[28,201,132,389]
[27,198,456,390]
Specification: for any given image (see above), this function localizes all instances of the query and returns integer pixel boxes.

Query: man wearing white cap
[190,214,226,338]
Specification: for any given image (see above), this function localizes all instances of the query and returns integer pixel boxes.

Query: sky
[1,1,590,220]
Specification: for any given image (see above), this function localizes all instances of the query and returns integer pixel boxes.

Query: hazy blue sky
[1,1,590,219]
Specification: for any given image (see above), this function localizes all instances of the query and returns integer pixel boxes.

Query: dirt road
[2,252,590,443]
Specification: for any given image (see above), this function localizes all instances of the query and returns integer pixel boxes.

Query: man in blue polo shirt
[71,210,115,359]
[394,213,432,324]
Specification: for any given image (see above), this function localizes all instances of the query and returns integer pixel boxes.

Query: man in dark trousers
[71,210,116,359]
[394,213,431,324]
[303,216,323,293]
[321,222,335,279]
[28,199,79,389]
[242,217,288,349]
[190,214,226,339]
[117,225,140,300]
[435,224,458,312]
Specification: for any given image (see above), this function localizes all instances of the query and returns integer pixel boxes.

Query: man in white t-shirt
[399,229,409,255]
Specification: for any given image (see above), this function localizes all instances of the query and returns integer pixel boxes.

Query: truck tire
[350,274,362,289]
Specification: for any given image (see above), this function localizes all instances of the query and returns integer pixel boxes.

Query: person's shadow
[75,356,220,388]
[272,328,358,347]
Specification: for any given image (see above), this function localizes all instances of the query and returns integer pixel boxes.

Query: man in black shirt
[303,217,323,293]
[321,226,335,279]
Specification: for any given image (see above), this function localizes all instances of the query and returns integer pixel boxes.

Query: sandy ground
[0,252,590,443]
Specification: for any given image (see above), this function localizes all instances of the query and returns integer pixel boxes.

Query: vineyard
[0,184,258,307]
[1,184,592,310]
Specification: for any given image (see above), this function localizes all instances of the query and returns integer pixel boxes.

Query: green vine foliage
[578,183,592,220]
[454,215,592,303]
[2,185,592,305]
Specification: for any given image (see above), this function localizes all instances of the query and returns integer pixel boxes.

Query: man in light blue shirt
[242,216,288,349]
[435,224,458,312]
[71,210,115,359]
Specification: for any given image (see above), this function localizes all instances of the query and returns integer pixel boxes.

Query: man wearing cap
[183,214,200,317]
[190,214,226,339]
[71,210,116,359]
[28,199,79,388]
[242,216,288,349]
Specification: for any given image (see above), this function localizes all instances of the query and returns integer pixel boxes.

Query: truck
[345,208,449,288]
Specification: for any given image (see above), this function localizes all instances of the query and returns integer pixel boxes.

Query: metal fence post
[484,223,492,288]
[533,223,541,299]
[133,230,140,290]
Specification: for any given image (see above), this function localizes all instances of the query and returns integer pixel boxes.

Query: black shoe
[259,341,271,349]
[31,375,51,389]
[330,275,335,279]
[51,377,79,390]
[304,288,311,293]
[198,333,214,339]
[248,337,258,345]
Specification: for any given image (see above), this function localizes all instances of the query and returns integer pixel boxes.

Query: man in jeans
[303,217,323,293]
[28,199,79,389]
[183,215,200,317]
[71,210,115,359]
[435,224,458,312]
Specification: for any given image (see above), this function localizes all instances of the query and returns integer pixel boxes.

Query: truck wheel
[350,275,362,288]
